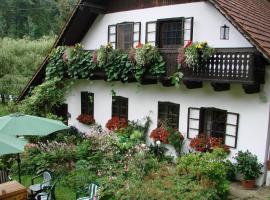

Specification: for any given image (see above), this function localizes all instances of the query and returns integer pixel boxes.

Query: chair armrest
[31,173,42,185]
[40,180,51,189]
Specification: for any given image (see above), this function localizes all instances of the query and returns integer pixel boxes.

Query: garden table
[0,180,27,200]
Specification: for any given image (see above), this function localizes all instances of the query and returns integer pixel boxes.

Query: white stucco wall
[81,1,252,49]
[65,67,270,185]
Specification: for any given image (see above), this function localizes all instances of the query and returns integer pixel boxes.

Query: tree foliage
[0,37,55,100]
[0,0,76,39]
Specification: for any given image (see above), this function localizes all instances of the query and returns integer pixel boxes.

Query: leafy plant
[185,41,214,66]
[234,150,263,180]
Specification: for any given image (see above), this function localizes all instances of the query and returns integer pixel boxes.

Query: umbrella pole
[17,154,21,183]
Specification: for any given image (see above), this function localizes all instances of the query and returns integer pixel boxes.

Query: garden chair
[29,170,52,196]
[0,169,11,184]
[35,182,56,200]
[76,183,99,200]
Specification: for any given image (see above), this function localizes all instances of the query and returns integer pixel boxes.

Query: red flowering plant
[77,114,95,125]
[150,127,170,144]
[106,116,128,131]
[150,125,185,154]
[190,134,230,153]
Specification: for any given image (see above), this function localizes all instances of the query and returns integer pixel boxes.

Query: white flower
[141,144,146,148]
[156,140,161,146]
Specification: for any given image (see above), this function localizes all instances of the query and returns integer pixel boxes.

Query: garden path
[229,182,270,200]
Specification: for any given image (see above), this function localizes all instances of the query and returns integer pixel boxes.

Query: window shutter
[145,21,157,46]
[133,22,141,48]
[225,112,239,148]
[187,107,200,139]
[81,92,94,115]
[117,23,134,50]
[199,107,206,134]
[184,17,194,45]
[108,25,117,49]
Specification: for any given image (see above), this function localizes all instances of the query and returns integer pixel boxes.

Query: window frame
[187,107,239,148]
[81,91,94,116]
[108,22,141,50]
[156,17,185,48]
[157,101,180,129]
[112,96,128,120]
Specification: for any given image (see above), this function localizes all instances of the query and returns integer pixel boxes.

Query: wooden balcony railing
[160,47,262,84]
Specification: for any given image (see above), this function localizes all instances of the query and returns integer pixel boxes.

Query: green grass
[12,175,76,200]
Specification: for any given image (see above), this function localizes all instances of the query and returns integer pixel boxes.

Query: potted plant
[234,150,263,189]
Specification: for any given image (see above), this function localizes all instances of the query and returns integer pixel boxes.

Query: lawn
[12,175,76,200]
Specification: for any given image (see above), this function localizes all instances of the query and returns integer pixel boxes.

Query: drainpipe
[265,97,270,186]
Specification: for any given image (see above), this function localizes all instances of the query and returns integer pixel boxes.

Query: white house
[19,0,270,185]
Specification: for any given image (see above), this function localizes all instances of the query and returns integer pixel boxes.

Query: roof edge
[209,0,270,61]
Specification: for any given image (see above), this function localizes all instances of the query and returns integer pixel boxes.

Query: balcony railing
[160,47,262,84]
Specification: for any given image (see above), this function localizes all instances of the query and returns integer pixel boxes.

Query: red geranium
[150,127,170,144]
[184,40,193,49]
[190,134,230,153]
[136,42,143,49]
[106,116,128,131]
[77,114,95,125]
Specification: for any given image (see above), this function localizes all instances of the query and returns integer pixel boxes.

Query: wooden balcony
[160,47,265,92]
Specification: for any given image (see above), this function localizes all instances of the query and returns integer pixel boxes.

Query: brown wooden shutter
[117,23,134,50]
[81,92,94,115]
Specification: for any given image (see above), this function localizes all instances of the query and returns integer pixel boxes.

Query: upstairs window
[81,92,94,115]
[112,96,128,119]
[146,17,193,47]
[187,107,239,148]
[158,102,180,129]
[157,18,184,48]
[108,22,141,50]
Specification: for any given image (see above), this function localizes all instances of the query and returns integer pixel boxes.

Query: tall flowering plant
[190,135,230,153]
[106,116,128,131]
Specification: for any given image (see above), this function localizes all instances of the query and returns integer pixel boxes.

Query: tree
[0,0,76,39]
[0,37,55,102]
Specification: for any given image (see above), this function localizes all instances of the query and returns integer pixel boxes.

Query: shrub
[177,148,230,199]
[234,150,263,180]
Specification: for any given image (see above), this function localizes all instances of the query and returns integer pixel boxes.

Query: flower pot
[267,160,270,171]
[241,179,256,189]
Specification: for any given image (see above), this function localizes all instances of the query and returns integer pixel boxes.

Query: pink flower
[184,40,192,49]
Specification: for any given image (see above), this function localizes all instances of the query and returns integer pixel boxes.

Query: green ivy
[46,43,167,83]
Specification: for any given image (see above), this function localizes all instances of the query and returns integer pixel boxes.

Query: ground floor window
[112,96,128,120]
[158,102,180,129]
[81,92,94,115]
[187,107,239,148]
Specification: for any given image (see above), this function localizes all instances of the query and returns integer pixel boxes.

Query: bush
[234,150,263,180]
[177,148,230,199]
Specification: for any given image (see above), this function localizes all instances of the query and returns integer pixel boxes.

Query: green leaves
[46,44,167,84]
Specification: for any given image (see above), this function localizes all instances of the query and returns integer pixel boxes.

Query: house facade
[19,0,270,185]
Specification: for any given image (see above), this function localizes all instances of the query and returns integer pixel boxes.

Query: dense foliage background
[0,0,77,103]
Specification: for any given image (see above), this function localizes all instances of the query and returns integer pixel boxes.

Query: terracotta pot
[241,179,256,189]
[267,160,270,170]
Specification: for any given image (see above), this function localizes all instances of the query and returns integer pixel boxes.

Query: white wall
[66,76,270,185]
[81,1,252,49]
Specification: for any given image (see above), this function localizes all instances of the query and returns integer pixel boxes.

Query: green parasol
[0,113,68,136]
